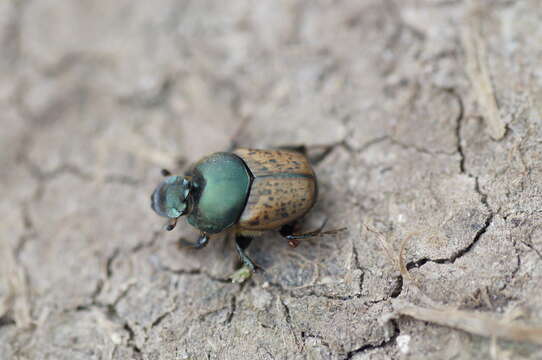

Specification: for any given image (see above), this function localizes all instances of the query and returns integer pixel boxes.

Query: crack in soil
[279,298,302,351]
[389,138,458,157]
[344,319,400,359]
[300,331,332,355]
[520,240,542,260]
[499,246,521,292]
[117,76,175,109]
[106,248,120,279]
[450,88,491,210]
[25,161,94,183]
[123,322,143,359]
[103,174,141,186]
[72,302,143,358]
[351,243,366,297]
[390,276,403,298]
[1,0,28,67]
[150,305,178,329]
[225,295,237,325]
[156,262,233,284]
[406,213,494,270]
[401,88,493,270]
[446,87,466,173]
[266,279,391,304]
[14,204,37,258]
[0,315,16,328]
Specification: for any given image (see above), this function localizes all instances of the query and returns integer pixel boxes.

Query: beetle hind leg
[280,219,346,248]
[276,144,334,165]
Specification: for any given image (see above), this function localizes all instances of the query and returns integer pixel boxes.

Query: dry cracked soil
[1,1,542,359]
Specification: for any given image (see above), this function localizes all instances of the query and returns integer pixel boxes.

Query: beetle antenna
[165,218,178,231]
[161,169,172,177]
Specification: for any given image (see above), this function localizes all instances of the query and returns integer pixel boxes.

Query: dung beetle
[151,148,338,282]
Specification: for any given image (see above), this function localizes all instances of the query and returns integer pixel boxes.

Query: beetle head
[150,175,191,230]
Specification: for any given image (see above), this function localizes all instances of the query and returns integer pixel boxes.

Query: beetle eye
[150,185,168,216]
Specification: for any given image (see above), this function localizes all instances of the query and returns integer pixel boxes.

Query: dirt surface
[1,1,542,359]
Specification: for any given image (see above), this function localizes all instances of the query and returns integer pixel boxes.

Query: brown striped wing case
[233,148,317,231]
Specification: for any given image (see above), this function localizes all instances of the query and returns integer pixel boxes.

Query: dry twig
[462,0,506,140]
[395,302,542,346]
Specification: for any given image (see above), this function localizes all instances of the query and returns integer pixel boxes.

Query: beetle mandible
[150,147,332,282]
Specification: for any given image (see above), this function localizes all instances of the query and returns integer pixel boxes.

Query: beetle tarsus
[280,219,347,245]
[288,238,300,248]
[276,145,308,156]
[280,218,327,240]
[276,144,335,164]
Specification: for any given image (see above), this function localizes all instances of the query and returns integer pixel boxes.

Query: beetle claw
[288,239,300,248]
[319,227,348,236]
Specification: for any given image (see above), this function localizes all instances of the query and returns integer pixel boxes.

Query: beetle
[150,147,334,282]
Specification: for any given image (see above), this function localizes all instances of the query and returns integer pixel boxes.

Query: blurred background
[1,1,542,359]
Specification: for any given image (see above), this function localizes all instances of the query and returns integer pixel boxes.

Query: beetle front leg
[178,233,209,249]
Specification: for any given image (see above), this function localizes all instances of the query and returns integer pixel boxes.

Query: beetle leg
[234,235,261,272]
[229,234,263,283]
[276,145,308,156]
[178,233,209,249]
[279,223,299,247]
[280,219,347,247]
[276,144,334,165]
[280,220,326,247]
